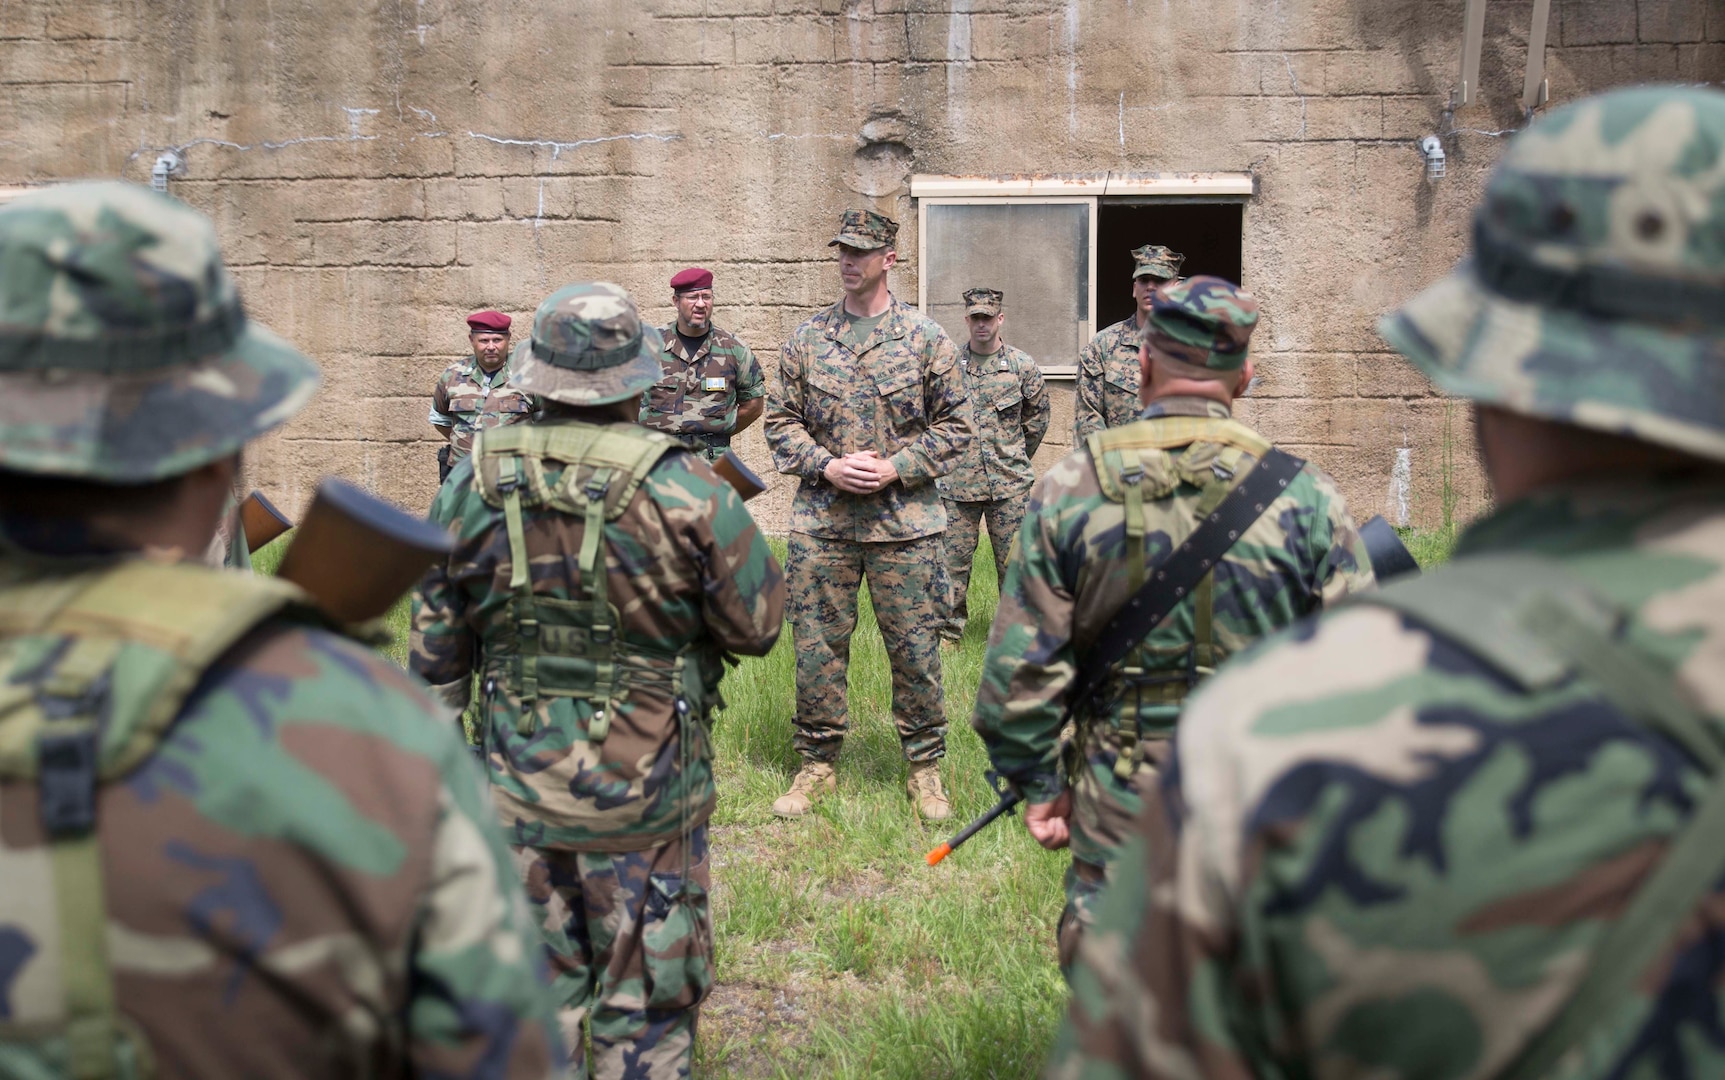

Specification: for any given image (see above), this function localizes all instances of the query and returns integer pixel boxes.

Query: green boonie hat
[1132,244,1185,281]
[511,282,664,407]
[1381,85,1725,464]
[1144,276,1259,372]
[829,209,899,251]
[963,287,1003,316]
[0,181,318,481]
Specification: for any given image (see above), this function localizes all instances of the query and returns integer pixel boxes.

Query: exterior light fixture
[151,150,185,193]
[1420,136,1446,180]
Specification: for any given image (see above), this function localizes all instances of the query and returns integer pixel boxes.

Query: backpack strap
[1362,556,1725,1078]
[0,560,310,1080]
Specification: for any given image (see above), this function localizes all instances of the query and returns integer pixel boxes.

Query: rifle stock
[240,491,294,553]
[275,478,453,624]
[711,449,767,502]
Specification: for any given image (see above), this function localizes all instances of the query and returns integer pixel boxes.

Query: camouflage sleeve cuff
[888,449,927,487]
[429,406,455,426]
[737,383,767,401]
[1012,770,1066,805]
[427,677,472,712]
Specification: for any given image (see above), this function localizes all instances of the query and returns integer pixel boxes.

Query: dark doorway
[1095,201,1245,329]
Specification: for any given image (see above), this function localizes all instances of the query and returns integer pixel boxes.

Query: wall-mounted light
[1420,136,1446,181]
[151,150,185,193]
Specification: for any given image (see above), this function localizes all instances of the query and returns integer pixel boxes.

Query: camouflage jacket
[764,296,973,542]
[638,323,766,445]
[973,398,1373,809]
[1051,481,1725,1080]
[1074,316,1143,444]
[430,354,537,459]
[410,422,785,852]
[0,551,563,1078]
[936,343,1051,503]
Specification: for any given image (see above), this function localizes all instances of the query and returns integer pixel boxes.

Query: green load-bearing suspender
[476,422,676,740]
[1363,555,1725,1080]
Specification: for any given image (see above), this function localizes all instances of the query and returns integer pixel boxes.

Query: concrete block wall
[2,0,1719,532]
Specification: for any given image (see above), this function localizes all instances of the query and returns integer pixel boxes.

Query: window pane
[923,202,1089,368]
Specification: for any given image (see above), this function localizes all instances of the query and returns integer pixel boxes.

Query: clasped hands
[823,450,900,494]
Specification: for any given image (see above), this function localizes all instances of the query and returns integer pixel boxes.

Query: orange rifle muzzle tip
[926,844,951,866]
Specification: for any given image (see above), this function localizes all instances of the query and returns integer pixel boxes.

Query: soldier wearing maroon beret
[638,267,766,462]
[430,308,536,484]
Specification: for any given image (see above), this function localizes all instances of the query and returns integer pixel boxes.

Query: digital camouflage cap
[963,287,1003,317]
[511,281,664,407]
[829,209,899,251]
[1381,84,1725,463]
[1143,275,1259,372]
[0,181,319,481]
[1131,244,1185,281]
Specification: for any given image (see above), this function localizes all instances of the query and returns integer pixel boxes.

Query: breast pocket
[1102,366,1140,424]
[447,392,484,417]
[803,364,851,448]
[875,369,924,437]
[993,391,1022,428]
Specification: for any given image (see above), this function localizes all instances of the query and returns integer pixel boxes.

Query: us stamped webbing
[1069,446,1306,715]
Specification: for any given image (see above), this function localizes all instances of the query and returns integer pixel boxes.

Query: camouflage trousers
[511,829,713,1079]
[939,495,1028,641]
[787,531,950,764]
[1057,735,1172,976]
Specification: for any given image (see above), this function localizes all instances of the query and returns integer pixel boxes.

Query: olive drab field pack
[1082,413,1277,731]
[471,421,723,741]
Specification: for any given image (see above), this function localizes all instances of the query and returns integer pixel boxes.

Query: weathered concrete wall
[3,0,1719,530]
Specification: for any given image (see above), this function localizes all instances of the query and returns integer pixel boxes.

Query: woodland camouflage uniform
[0,182,563,1077]
[974,277,1373,975]
[763,209,973,794]
[1054,85,1725,1080]
[430,350,537,461]
[638,324,765,462]
[937,287,1051,642]
[1073,245,1183,444]
[413,282,785,1078]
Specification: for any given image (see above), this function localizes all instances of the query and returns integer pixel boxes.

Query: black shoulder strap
[1068,447,1306,715]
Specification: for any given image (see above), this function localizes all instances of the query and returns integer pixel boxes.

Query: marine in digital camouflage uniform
[638,267,767,463]
[1073,245,1184,444]
[1053,85,1725,1080]
[413,281,785,1078]
[763,208,974,821]
[430,308,536,482]
[936,287,1050,643]
[0,182,563,1077]
[973,276,1373,976]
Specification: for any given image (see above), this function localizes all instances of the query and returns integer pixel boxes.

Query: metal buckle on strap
[584,475,612,500]
[1120,465,1144,486]
[38,729,98,837]
[592,623,613,645]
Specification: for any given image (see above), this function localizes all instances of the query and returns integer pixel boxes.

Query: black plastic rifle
[926,772,1022,866]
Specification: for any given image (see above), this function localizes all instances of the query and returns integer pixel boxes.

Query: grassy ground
[257,524,1459,1077]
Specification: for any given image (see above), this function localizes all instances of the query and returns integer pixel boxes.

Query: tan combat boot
[907,761,951,821]
[771,761,836,818]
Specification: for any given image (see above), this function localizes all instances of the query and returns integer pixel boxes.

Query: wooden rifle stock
[710,449,767,502]
[240,491,294,553]
[275,478,454,624]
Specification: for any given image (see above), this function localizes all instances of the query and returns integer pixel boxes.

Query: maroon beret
[466,309,512,333]
[670,267,714,293]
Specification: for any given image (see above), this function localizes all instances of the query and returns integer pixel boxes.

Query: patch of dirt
[700,980,810,1077]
